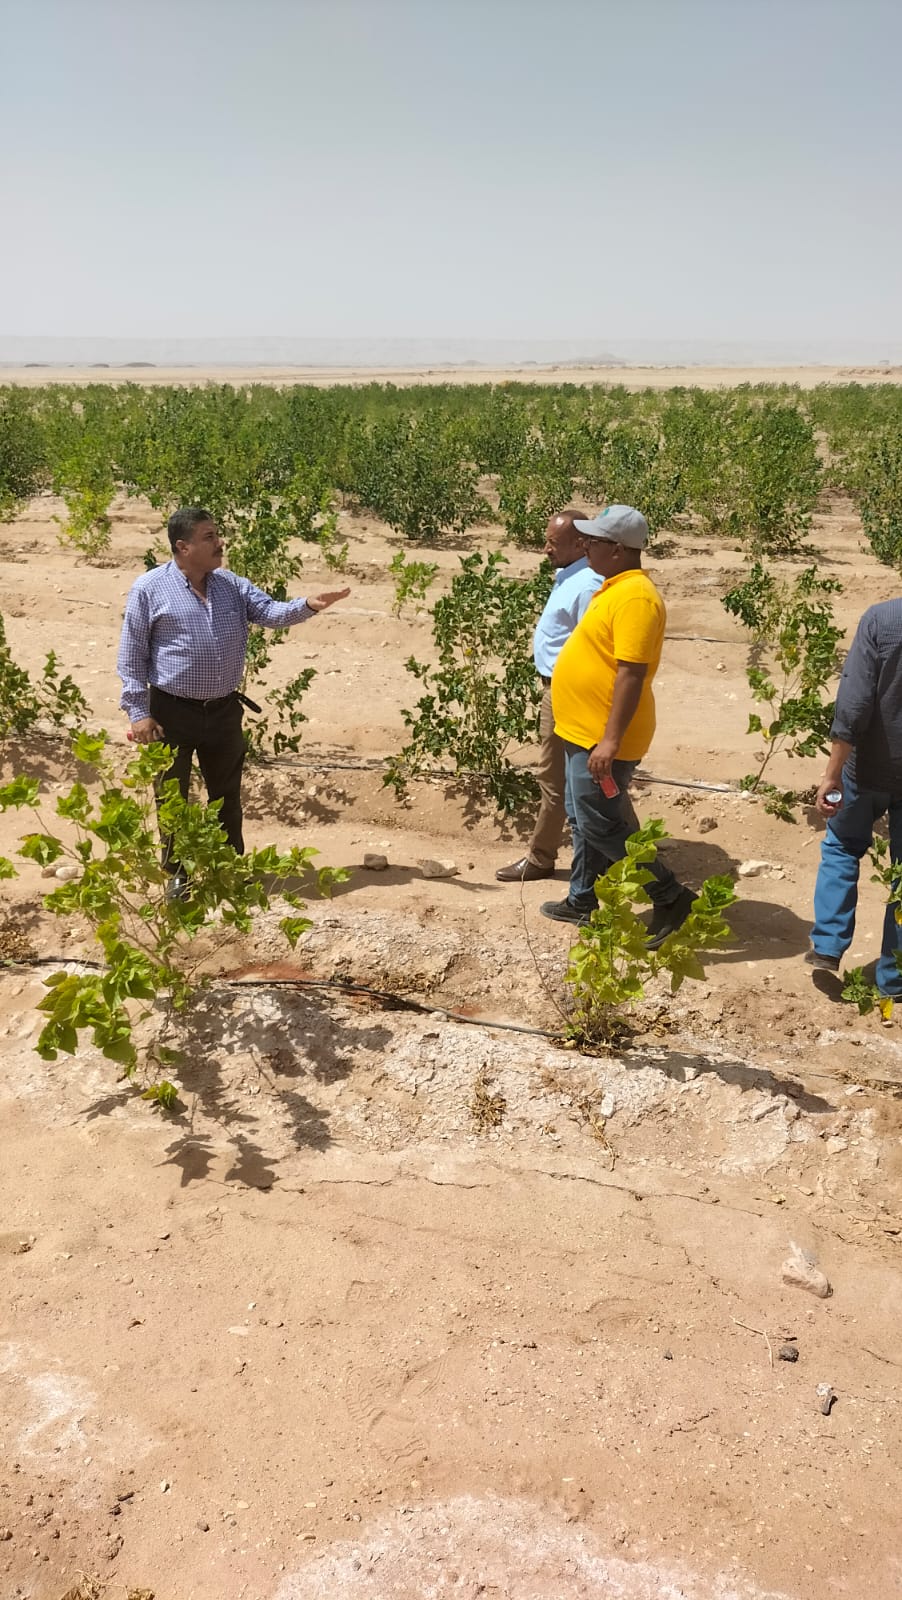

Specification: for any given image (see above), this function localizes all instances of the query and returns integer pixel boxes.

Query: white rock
[418,859,460,879]
[737,859,784,880]
[599,1092,615,1119]
[781,1241,831,1299]
[54,863,81,882]
[362,853,389,872]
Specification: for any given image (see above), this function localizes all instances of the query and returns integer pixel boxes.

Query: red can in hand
[600,772,620,799]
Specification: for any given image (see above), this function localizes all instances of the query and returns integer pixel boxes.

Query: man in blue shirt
[496,510,604,882]
[808,598,902,997]
[118,506,348,875]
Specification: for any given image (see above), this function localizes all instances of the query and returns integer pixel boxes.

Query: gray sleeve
[831,611,878,744]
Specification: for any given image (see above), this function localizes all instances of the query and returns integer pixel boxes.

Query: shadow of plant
[639,1042,835,1114]
[80,986,395,1187]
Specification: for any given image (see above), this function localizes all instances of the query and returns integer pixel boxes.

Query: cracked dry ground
[2,490,902,1599]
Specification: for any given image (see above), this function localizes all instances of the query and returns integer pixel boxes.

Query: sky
[2,0,902,355]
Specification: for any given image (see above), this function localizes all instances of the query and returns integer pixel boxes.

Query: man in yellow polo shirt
[542,504,694,947]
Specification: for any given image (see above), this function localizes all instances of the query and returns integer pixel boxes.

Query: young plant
[385,552,552,814]
[317,516,349,573]
[849,428,902,570]
[351,411,488,541]
[841,836,902,1021]
[0,731,346,1102]
[722,562,843,817]
[840,967,893,1021]
[388,550,438,617]
[242,667,317,759]
[0,612,89,744]
[55,485,113,562]
[566,821,736,1045]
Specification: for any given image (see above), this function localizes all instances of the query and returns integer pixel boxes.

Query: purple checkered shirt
[117,562,315,722]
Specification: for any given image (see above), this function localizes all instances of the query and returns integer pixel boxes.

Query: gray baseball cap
[573,504,649,549]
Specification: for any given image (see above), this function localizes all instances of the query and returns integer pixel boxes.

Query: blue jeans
[563,743,683,913]
[811,763,902,997]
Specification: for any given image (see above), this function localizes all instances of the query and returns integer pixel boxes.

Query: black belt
[151,687,263,714]
[151,687,239,712]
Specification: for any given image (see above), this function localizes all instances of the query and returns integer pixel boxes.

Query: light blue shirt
[118,563,314,721]
[533,557,604,678]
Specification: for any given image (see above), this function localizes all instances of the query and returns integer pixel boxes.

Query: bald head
[544,508,588,568]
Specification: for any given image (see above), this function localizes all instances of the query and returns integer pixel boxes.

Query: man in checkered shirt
[118,506,348,873]
[808,598,902,997]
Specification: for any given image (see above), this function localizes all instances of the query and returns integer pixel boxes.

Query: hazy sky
[3,0,901,344]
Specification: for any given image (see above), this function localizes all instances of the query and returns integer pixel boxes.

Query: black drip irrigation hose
[255,753,735,794]
[0,956,560,1040]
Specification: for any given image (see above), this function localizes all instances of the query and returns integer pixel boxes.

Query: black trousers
[149,687,246,863]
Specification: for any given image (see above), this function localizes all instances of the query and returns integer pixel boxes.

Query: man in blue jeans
[540,504,694,945]
[808,598,902,997]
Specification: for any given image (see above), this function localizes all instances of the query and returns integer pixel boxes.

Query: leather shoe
[495,856,555,883]
[645,886,695,950]
[540,898,592,926]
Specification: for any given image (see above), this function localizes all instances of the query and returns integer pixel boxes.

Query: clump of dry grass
[0,921,36,962]
[59,1580,154,1600]
[469,1065,506,1132]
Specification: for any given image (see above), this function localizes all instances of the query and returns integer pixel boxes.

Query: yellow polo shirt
[551,568,666,757]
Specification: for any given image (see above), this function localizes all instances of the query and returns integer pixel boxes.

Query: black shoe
[540,898,593,926]
[645,886,696,950]
[804,948,841,975]
[496,856,556,883]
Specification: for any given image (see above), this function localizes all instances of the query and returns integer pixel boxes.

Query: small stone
[54,863,81,882]
[816,1382,835,1416]
[160,1480,170,1493]
[0,1528,11,1541]
[599,1092,615,1119]
[362,853,389,871]
[13,1239,34,1254]
[697,815,718,834]
[750,1100,779,1122]
[41,865,58,879]
[778,1343,799,1362]
[418,858,459,879]
[196,1519,210,1532]
[825,1136,849,1154]
[158,1231,170,1240]
[781,1242,831,1299]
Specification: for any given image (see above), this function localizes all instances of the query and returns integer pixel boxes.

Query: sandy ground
[2,487,902,1600]
[3,363,902,390]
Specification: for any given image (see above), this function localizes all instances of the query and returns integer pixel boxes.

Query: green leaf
[0,775,40,810]
[280,916,311,949]
[18,834,64,867]
[71,730,108,767]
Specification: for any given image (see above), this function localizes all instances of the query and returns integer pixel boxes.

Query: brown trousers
[527,684,566,869]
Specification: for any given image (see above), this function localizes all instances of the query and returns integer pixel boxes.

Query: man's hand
[815,777,843,818]
[130,716,165,745]
[307,587,351,613]
[587,737,619,784]
[813,739,851,818]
